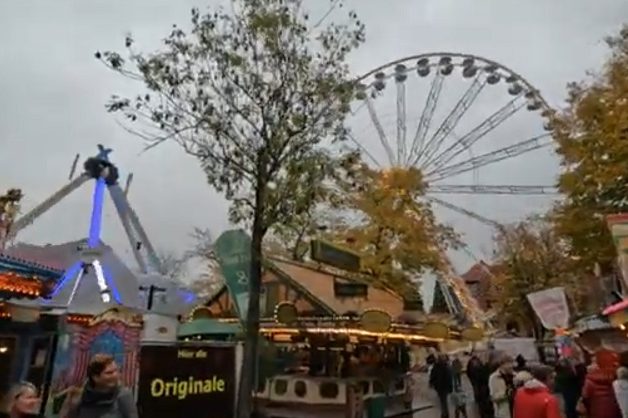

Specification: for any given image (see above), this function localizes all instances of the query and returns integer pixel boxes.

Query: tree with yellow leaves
[327,162,459,299]
[489,216,585,336]
[552,26,628,274]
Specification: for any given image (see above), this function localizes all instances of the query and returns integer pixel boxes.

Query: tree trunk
[236,211,264,418]
[237,156,268,418]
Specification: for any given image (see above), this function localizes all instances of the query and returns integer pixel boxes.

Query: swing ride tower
[2,145,173,313]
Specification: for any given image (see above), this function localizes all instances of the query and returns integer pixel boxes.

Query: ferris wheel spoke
[425,133,552,182]
[346,132,382,167]
[415,76,486,168]
[365,94,396,165]
[406,72,445,167]
[396,79,408,165]
[428,196,504,230]
[422,95,526,172]
[427,184,557,195]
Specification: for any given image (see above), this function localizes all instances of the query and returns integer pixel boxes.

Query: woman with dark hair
[0,382,43,418]
[61,354,137,418]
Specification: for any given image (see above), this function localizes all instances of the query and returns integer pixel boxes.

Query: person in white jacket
[614,367,628,418]
[489,356,515,418]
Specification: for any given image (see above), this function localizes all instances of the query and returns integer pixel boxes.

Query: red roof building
[461,261,500,311]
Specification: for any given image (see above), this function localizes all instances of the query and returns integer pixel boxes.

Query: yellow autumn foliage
[552,26,628,272]
[489,217,586,334]
[327,164,460,298]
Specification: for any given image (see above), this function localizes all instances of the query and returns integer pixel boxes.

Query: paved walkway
[410,373,479,418]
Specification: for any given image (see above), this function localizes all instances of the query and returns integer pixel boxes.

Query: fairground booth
[183,237,487,417]
[0,252,63,396]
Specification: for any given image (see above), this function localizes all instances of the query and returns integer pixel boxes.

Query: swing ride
[3,145,197,314]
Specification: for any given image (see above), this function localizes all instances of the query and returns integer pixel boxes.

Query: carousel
[185,237,487,417]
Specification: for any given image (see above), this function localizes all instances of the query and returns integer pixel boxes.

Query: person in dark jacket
[430,354,454,418]
[0,381,43,418]
[554,358,583,418]
[514,355,527,372]
[467,354,494,418]
[61,354,138,418]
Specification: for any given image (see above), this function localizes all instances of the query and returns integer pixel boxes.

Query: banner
[137,344,236,418]
[526,287,570,330]
[606,213,628,287]
[214,229,251,322]
[607,213,628,253]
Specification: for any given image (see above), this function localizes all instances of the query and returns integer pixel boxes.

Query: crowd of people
[0,354,137,418]
[428,350,628,418]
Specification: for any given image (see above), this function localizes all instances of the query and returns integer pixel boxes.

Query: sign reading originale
[137,344,235,418]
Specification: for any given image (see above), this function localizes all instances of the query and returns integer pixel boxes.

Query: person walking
[513,370,532,389]
[555,357,583,418]
[489,356,514,418]
[430,354,454,418]
[0,382,43,418]
[451,380,468,418]
[513,364,561,418]
[580,351,622,418]
[452,356,463,388]
[514,355,527,373]
[613,367,628,418]
[467,354,494,418]
[61,354,138,418]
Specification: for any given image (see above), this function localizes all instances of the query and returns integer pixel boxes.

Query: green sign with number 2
[214,229,252,322]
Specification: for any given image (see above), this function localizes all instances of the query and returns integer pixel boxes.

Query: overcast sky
[0,0,626,274]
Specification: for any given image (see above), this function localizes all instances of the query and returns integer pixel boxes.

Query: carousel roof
[0,252,63,299]
[268,257,404,317]
[4,240,140,314]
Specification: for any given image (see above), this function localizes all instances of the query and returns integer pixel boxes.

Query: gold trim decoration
[274,302,298,325]
[422,321,450,339]
[461,326,484,342]
[189,306,213,321]
[360,309,392,333]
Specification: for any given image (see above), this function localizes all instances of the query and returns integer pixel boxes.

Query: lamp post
[139,284,166,311]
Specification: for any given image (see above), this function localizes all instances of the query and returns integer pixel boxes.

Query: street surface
[410,373,479,418]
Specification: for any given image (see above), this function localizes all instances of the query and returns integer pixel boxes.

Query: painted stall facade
[46,307,142,417]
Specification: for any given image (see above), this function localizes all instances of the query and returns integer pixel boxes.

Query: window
[294,380,307,397]
[319,382,339,399]
[274,379,287,395]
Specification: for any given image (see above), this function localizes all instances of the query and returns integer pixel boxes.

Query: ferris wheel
[348,52,557,244]
[347,53,558,319]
